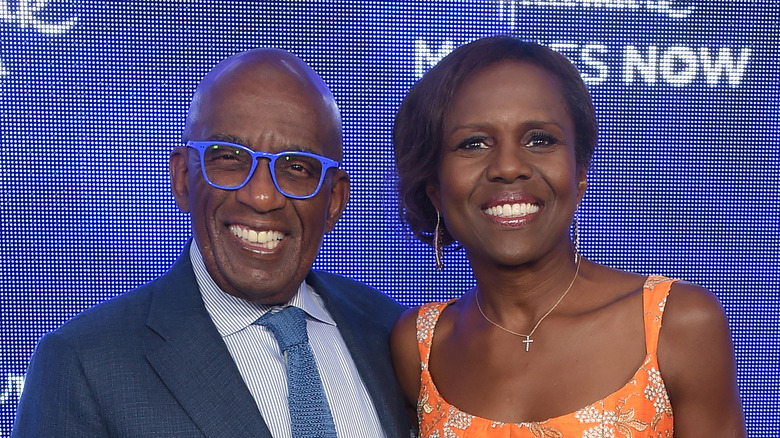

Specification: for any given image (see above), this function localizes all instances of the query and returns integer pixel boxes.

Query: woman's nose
[485,143,533,183]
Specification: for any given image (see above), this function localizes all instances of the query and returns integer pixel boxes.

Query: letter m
[414,40,455,78]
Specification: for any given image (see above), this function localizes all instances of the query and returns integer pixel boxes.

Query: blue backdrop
[1,1,778,435]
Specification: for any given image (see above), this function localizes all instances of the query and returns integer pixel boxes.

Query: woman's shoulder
[390,301,450,410]
[392,305,422,336]
[655,278,733,383]
[661,280,729,342]
[580,262,729,354]
[581,262,716,306]
[578,261,648,308]
[392,299,457,337]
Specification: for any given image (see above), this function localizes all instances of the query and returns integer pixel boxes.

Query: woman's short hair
[393,34,598,247]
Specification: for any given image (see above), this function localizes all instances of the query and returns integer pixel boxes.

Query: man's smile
[229,224,285,249]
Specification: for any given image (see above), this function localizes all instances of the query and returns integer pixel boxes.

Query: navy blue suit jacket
[12,244,410,437]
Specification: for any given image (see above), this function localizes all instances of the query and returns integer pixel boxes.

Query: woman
[390,35,745,437]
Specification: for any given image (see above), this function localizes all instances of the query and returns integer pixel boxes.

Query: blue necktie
[255,306,338,438]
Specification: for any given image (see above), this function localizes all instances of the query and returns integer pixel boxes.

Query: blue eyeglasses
[185,141,339,199]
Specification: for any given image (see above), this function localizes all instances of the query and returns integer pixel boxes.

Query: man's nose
[234,160,287,211]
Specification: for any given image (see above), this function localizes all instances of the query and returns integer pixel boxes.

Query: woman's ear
[576,166,588,205]
[169,147,191,213]
[425,180,441,212]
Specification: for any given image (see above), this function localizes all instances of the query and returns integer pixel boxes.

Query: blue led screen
[1,1,778,435]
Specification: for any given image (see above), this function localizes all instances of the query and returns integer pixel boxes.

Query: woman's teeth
[483,203,539,218]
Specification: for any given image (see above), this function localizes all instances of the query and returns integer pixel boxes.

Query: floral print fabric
[416,276,676,438]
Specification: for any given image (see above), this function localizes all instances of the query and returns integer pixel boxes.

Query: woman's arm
[390,306,423,424]
[658,281,746,437]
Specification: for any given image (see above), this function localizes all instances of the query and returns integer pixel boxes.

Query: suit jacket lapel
[144,246,272,438]
[308,271,410,438]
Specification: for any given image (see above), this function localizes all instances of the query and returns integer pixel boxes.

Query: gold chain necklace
[475,259,581,352]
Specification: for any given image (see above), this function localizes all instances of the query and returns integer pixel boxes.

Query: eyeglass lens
[201,143,325,197]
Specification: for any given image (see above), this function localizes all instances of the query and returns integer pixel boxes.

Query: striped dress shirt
[190,243,386,438]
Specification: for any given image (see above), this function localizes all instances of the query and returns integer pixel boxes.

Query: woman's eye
[525,131,558,148]
[455,136,489,150]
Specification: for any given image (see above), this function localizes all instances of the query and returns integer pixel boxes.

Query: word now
[415,40,751,88]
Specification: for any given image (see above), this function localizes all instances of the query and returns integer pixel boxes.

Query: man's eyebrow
[289,144,319,154]
[208,133,247,145]
[206,134,319,155]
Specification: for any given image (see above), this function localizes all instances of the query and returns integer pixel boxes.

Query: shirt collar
[189,241,336,337]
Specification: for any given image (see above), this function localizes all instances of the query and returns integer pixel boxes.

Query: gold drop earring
[434,212,444,271]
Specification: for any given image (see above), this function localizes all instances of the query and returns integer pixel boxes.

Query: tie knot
[254,306,308,351]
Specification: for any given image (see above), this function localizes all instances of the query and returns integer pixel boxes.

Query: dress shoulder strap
[416,301,451,368]
[642,276,678,355]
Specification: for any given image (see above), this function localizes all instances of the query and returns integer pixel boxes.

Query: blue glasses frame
[185,140,339,199]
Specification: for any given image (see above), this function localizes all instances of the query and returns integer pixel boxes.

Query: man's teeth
[484,203,540,218]
[230,226,284,248]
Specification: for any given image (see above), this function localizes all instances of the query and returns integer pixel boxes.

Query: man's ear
[576,166,588,205]
[169,147,191,213]
[324,169,350,232]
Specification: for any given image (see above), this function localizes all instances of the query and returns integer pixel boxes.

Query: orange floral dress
[416,276,676,438]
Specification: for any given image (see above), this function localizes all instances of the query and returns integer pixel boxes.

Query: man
[12,48,410,437]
